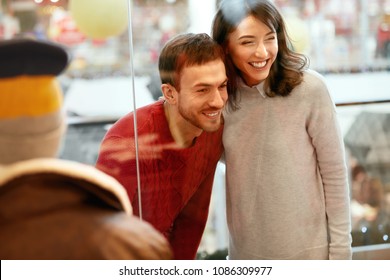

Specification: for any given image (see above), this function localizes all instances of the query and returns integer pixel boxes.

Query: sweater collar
[238,78,267,98]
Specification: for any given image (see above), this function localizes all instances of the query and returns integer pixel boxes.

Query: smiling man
[96,33,228,260]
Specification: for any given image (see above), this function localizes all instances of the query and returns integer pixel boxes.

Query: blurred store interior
[1,0,390,259]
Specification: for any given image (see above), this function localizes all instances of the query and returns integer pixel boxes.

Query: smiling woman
[212,0,351,260]
[225,14,279,87]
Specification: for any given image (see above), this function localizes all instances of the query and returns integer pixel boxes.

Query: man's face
[176,59,228,132]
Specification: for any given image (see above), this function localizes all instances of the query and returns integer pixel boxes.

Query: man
[0,38,172,260]
[96,33,228,259]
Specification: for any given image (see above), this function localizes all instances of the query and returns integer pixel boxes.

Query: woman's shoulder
[302,69,328,90]
[299,70,330,96]
[300,69,336,107]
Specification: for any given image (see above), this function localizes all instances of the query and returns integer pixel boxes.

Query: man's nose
[208,88,226,108]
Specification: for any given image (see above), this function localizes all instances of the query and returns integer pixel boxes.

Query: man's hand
[99,133,180,162]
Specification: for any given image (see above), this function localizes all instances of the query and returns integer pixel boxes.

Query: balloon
[285,16,311,54]
[69,0,128,39]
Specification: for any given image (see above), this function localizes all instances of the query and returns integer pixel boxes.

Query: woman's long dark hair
[212,0,308,110]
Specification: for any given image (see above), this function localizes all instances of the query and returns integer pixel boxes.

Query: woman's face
[227,15,278,87]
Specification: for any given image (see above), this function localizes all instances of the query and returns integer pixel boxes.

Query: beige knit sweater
[223,70,352,259]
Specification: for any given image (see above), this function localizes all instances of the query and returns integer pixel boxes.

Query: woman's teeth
[250,61,266,68]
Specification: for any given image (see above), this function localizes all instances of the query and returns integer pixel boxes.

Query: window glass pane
[337,101,390,247]
[1,0,389,258]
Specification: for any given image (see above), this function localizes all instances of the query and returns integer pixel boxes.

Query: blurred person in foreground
[96,33,228,259]
[212,0,352,259]
[0,38,172,260]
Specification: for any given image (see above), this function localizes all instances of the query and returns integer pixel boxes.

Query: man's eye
[219,84,227,89]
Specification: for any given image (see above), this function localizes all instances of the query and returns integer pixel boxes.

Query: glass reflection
[1,0,390,258]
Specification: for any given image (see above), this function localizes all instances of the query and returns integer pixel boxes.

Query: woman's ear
[161,84,177,104]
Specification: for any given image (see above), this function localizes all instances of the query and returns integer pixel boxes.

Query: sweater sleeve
[307,73,352,259]
[168,170,215,260]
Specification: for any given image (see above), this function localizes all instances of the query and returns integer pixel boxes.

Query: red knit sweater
[96,100,223,259]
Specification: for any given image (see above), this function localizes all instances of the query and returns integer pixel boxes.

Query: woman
[212,0,352,259]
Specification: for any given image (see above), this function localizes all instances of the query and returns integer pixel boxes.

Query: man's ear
[161,84,177,104]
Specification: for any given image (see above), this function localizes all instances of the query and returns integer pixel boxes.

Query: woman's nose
[255,43,267,57]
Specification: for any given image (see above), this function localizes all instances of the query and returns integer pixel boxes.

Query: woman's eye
[241,40,254,45]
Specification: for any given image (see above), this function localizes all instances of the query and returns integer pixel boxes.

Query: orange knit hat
[0,38,69,164]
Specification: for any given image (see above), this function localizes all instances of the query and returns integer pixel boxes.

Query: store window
[1,0,389,259]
